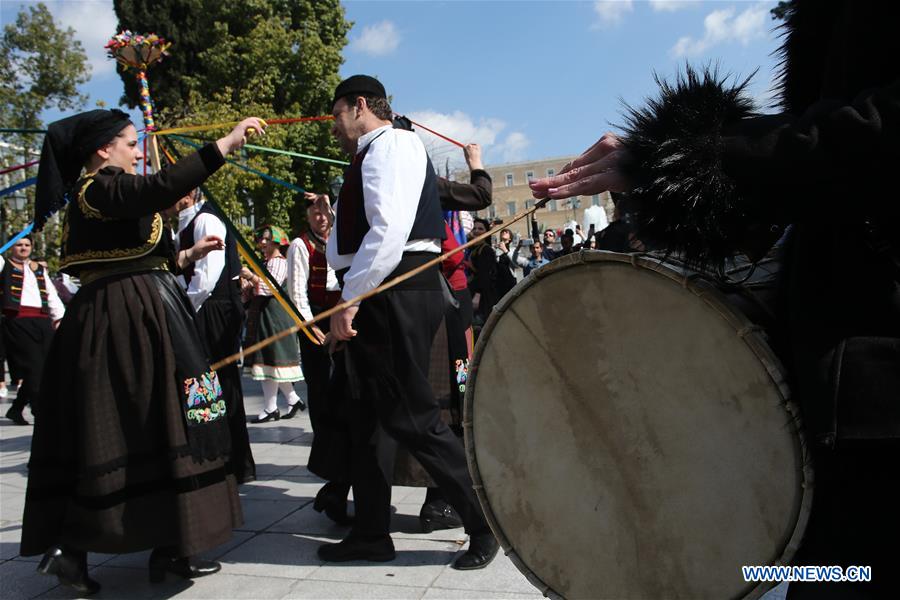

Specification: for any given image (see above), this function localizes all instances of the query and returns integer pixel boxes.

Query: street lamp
[10,194,27,211]
[329,175,344,199]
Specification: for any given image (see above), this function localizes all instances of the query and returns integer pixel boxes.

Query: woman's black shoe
[148,548,221,582]
[281,399,307,420]
[314,483,353,526]
[37,546,101,596]
[252,408,280,423]
[419,500,463,533]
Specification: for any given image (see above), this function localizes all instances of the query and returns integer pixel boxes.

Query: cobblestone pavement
[1,378,789,599]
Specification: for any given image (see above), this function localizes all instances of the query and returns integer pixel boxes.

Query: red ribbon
[0,160,39,175]
[405,118,465,148]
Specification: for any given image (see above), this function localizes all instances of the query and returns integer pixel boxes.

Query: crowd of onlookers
[464,191,646,325]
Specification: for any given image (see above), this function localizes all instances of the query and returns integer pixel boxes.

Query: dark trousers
[344,281,489,538]
[302,317,351,483]
[2,316,53,414]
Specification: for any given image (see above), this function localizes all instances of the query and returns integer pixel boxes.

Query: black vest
[336,130,445,255]
[178,202,241,304]
[1,261,50,314]
[60,170,166,275]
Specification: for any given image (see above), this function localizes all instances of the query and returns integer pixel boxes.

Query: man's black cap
[332,75,386,109]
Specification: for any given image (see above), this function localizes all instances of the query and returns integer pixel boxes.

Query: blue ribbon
[0,222,35,254]
[0,177,37,198]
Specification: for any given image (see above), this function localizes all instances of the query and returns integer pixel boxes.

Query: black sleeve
[437,170,493,211]
[84,143,226,219]
[621,67,900,263]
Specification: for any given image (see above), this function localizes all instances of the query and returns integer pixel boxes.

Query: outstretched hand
[191,235,225,260]
[217,117,268,156]
[464,143,483,171]
[529,133,631,201]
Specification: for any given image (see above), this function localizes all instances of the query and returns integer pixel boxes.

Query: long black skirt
[21,270,242,557]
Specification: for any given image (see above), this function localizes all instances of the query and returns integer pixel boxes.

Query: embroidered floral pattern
[183,370,226,424]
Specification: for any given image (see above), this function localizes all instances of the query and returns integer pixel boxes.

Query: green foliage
[114,0,351,237]
[0,2,90,266]
[770,1,792,22]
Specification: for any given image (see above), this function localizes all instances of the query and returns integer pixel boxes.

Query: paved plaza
[1,378,790,599]
[1,377,545,600]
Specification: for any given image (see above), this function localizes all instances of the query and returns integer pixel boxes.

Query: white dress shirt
[0,256,65,321]
[175,200,227,313]
[326,125,441,303]
[286,234,340,322]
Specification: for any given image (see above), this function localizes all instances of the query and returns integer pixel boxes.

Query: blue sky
[2,0,782,170]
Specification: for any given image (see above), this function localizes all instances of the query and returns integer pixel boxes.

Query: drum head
[465,252,811,599]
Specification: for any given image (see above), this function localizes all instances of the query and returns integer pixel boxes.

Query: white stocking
[260,379,279,417]
[279,381,301,406]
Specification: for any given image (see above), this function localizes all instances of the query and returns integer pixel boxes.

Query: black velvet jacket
[60,143,225,276]
[622,0,900,444]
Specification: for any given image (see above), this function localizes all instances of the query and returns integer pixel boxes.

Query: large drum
[464,251,812,599]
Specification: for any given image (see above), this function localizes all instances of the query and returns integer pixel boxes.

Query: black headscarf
[33,109,132,230]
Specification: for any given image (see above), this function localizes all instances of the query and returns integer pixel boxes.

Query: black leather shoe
[419,500,463,533]
[252,408,280,423]
[5,407,29,426]
[314,483,353,526]
[317,534,395,562]
[37,546,101,596]
[281,399,307,420]
[148,549,221,582]
[452,532,500,570]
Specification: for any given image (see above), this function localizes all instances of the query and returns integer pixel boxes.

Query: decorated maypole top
[105,31,171,132]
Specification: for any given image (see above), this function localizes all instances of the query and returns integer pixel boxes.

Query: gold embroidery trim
[60,213,164,269]
[76,178,114,222]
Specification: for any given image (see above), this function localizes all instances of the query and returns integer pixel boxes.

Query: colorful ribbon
[152,115,333,137]
[168,136,307,194]
[0,160,40,175]
[0,223,35,254]
[175,134,348,167]
[160,138,319,345]
[403,116,465,148]
[0,177,36,198]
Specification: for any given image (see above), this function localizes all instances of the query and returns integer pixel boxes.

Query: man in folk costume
[321,75,498,569]
[0,236,65,425]
[286,192,352,524]
[173,188,256,484]
[21,108,265,595]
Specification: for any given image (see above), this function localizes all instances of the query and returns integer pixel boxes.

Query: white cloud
[404,110,530,170]
[51,0,120,80]
[670,2,769,58]
[592,0,633,28]
[649,0,697,12]
[350,20,400,57]
[495,131,530,163]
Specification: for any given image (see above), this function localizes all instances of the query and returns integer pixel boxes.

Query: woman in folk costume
[241,224,305,423]
[21,108,265,595]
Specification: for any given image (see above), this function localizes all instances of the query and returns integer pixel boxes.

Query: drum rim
[463,250,814,600]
